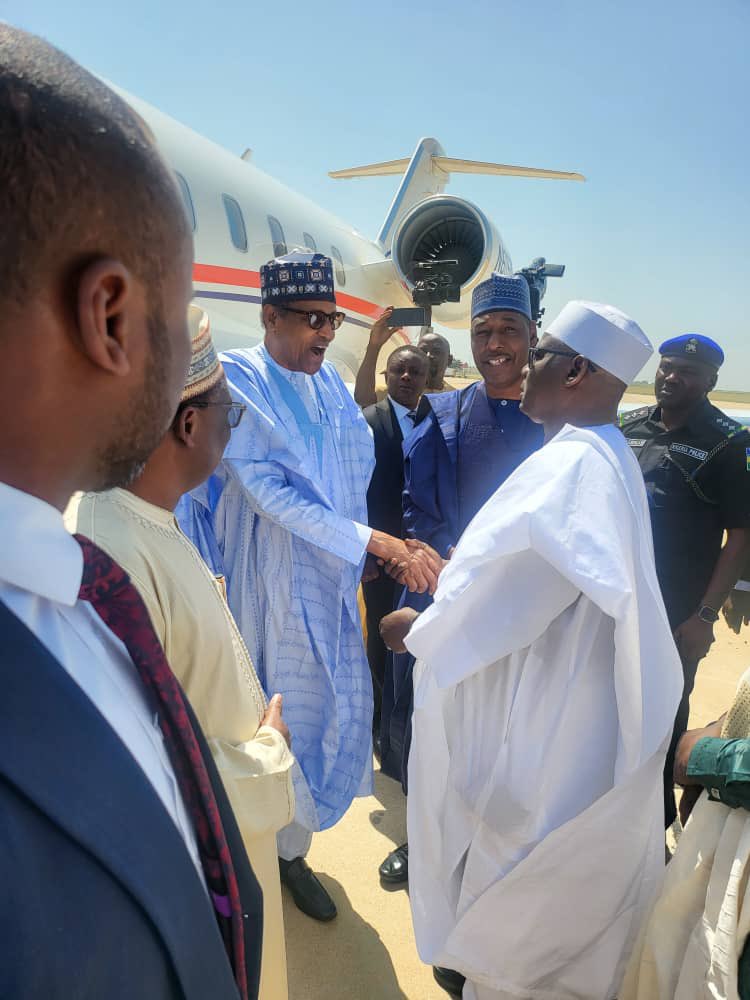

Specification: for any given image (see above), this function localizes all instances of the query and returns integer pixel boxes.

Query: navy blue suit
[0,599,263,1000]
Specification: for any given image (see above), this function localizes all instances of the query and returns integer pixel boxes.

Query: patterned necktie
[75,534,248,1000]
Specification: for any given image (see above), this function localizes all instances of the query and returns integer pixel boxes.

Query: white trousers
[276,820,313,861]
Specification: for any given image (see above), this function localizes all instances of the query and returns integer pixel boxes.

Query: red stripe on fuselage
[193,262,383,319]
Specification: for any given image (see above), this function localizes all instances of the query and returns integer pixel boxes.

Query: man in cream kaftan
[401,302,684,999]
[73,313,295,1000]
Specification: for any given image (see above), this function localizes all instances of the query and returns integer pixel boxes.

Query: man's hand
[354,307,405,407]
[367,531,440,594]
[723,589,750,635]
[382,538,446,595]
[379,607,420,654]
[368,307,402,350]
[260,693,291,748]
[673,715,725,786]
[674,613,715,663]
[674,715,726,826]
[361,554,380,584]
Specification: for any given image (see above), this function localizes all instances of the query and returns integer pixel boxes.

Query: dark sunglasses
[190,401,247,428]
[527,346,598,372]
[280,305,346,331]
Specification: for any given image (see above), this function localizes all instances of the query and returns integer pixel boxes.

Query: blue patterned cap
[471,273,532,322]
[659,334,724,369]
[260,251,336,305]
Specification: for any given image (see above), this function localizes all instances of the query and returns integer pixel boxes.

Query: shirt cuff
[735,580,750,593]
[353,521,373,557]
[687,737,727,795]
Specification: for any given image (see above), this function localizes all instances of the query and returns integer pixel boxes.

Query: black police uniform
[621,398,750,824]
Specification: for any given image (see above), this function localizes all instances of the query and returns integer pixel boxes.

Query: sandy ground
[624,392,750,411]
[446,380,750,412]
[281,619,750,999]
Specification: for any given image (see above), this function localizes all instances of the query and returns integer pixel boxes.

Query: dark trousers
[363,575,398,732]
[664,653,700,828]
[379,587,433,794]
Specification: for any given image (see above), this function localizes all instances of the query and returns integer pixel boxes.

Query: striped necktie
[75,534,249,1000]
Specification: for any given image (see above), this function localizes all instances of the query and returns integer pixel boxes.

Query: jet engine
[390,195,511,328]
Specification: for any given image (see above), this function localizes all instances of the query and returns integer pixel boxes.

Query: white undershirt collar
[0,481,82,606]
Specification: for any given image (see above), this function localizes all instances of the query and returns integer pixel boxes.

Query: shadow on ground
[369,768,408,848]
[284,873,408,1000]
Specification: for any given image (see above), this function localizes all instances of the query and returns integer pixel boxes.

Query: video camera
[410,259,461,309]
[516,257,565,326]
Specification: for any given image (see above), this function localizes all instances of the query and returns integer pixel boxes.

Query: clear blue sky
[5,0,749,387]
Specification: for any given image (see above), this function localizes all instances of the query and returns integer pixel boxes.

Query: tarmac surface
[281,617,750,999]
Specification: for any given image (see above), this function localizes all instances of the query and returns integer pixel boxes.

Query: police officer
[621,334,750,827]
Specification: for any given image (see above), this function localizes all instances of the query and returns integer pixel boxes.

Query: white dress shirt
[388,395,419,444]
[0,481,205,880]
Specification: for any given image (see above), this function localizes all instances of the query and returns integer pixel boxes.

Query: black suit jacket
[0,600,263,1000]
[364,397,406,539]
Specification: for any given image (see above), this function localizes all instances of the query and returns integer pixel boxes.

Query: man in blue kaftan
[178,252,439,922]
[378,274,545,905]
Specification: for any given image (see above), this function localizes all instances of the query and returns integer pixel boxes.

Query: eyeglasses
[190,401,247,428]
[280,306,346,331]
[527,346,598,372]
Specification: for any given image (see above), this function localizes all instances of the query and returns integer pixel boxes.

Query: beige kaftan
[622,668,750,999]
[74,489,295,1000]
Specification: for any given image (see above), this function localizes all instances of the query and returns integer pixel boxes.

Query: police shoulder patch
[723,417,745,435]
[619,405,651,428]
[708,403,744,438]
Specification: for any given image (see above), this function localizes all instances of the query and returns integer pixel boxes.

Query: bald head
[0,25,189,311]
[0,27,194,508]
[417,330,452,388]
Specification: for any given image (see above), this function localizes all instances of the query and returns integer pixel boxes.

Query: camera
[410,259,461,309]
[516,257,565,326]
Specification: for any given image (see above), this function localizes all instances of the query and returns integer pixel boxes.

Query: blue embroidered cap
[659,334,724,369]
[471,273,532,322]
[260,251,336,305]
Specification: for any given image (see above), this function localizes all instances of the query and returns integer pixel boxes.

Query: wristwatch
[697,605,720,624]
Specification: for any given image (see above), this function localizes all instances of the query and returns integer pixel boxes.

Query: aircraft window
[331,245,346,286]
[303,232,318,252]
[267,216,287,257]
[222,194,248,252]
[175,172,196,232]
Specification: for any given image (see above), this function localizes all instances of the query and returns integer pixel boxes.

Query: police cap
[659,334,724,369]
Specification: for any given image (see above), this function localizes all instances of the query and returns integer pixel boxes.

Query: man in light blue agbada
[178,252,439,922]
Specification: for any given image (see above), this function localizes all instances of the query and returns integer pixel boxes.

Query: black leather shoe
[378,842,408,883]
[279,856,337,921]
[433,966,466,997]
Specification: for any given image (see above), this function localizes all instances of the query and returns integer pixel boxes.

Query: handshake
[364,531,446,595]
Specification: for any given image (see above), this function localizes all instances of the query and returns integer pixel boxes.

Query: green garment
[688,736,750,810]
[688,736,750,998]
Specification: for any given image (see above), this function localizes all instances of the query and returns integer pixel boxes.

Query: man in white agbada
[382,301,684,999]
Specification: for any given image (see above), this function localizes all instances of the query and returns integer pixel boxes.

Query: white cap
[546,300,653,384]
